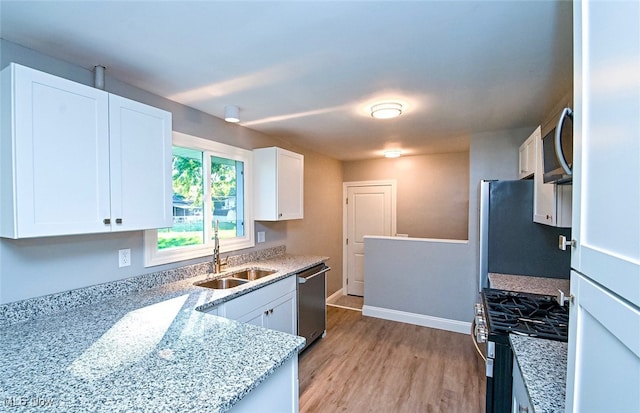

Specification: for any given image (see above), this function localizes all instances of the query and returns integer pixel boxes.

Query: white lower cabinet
[237,290,296,334]
[209,276,298,335]
[205,276,299,412]
[566,272,640,412]
[511,360,533,413]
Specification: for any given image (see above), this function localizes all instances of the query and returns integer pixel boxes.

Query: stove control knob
[474,303,484,316]
[475,326,488,343]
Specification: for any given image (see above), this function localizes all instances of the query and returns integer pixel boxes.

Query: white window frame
[144,131,254,267]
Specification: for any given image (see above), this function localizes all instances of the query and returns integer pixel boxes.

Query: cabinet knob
[115,218,123,224]
[278,213,283,218]
[103,218,111,225]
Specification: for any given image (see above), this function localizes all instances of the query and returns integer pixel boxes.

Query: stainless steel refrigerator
[478,179,571,292]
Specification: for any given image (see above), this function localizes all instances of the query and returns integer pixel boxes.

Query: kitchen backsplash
[0,245,286,327]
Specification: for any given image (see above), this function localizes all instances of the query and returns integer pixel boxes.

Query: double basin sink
[195,268,276,290]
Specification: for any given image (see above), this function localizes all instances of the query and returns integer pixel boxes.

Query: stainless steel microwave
[542,107,573,184]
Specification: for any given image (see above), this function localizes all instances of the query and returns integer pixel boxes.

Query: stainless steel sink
[195,277,248,290]
[228,268,276,281]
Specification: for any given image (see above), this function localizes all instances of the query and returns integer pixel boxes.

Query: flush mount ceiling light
[371,102,403,119]
[224,105,240,123]
[384,150,402,158]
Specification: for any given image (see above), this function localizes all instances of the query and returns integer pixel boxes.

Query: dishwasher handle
[297,266,331,284]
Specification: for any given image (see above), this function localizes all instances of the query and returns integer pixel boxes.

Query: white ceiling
[0,1,573,161]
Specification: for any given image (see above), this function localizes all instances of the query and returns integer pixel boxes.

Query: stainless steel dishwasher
[297,263,330,352]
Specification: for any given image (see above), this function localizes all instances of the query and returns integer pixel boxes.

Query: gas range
[473,288,569,413]
[482,288,569,341]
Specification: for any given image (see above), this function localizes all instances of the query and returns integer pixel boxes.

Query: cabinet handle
[103,218,111,225]
[115,218,123,224]
[269,309,273,314]
[264,310,269,316]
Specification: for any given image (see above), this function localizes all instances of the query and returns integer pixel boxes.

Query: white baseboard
[326,288,344,304]
[362,305,471,335]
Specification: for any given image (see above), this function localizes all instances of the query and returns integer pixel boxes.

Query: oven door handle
[471,318,487,362]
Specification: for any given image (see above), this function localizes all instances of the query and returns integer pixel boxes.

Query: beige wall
[343,152,470,240]
[259,148,344,296]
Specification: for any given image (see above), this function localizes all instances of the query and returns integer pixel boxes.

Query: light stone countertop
[510,335,568,413]
[0,252,327,412]
[489,273,570,296]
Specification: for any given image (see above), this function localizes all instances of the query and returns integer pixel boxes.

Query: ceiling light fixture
[384,150,402,158]
[224,105,240,123]
[371,102,403,119]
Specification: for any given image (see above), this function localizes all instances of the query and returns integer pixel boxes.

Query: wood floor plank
[299,307,485,413]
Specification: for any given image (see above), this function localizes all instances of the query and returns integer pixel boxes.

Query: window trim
[144,131,254,267]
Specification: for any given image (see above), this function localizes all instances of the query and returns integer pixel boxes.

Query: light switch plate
[257,231,266,243]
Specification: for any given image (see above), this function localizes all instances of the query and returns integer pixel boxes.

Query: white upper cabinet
[108,95,172,232]
[518,132,535,179]
[569,1,640,305]
[254,147,304,221]
[0,63,172,238]
[532,125,572,227]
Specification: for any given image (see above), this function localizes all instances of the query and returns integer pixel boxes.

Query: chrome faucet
[213,220,221,273]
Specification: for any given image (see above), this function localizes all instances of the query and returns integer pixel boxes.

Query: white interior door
[345,184,393,296]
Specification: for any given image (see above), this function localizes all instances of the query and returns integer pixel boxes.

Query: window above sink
[144,132,255,267]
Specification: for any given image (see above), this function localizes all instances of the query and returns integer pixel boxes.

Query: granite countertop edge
[0,253,326,412]
[510,335,568,413]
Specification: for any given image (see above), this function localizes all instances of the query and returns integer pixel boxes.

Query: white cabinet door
[567,1,640,411]
[0,63,111,238]
[108,95,172,231]
[276,149,304,220]
[234,291,296,334]
[237,307,266,328]
[215,276,297,335]
[570,0,640,307]
[518,133,535,179]
[566,272,640,413]
[532,125,572,227]
[264,291,296,335]
[254,147,304,221]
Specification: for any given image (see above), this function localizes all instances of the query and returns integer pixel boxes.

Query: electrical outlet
[257,231,266,243]
[118,248,131,267]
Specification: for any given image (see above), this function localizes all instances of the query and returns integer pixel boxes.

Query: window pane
[158,147,204,249]
[211,155,244,239]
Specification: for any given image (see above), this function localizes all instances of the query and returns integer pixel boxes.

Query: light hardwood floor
[299,307,485,413]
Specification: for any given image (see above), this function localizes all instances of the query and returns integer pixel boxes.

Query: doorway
[342,181,396,297]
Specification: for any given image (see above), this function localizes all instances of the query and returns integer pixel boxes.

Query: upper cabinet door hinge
[346,197,348,205]
[346,238,349,245]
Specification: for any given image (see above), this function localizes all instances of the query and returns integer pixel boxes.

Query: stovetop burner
[482,288,569,341]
